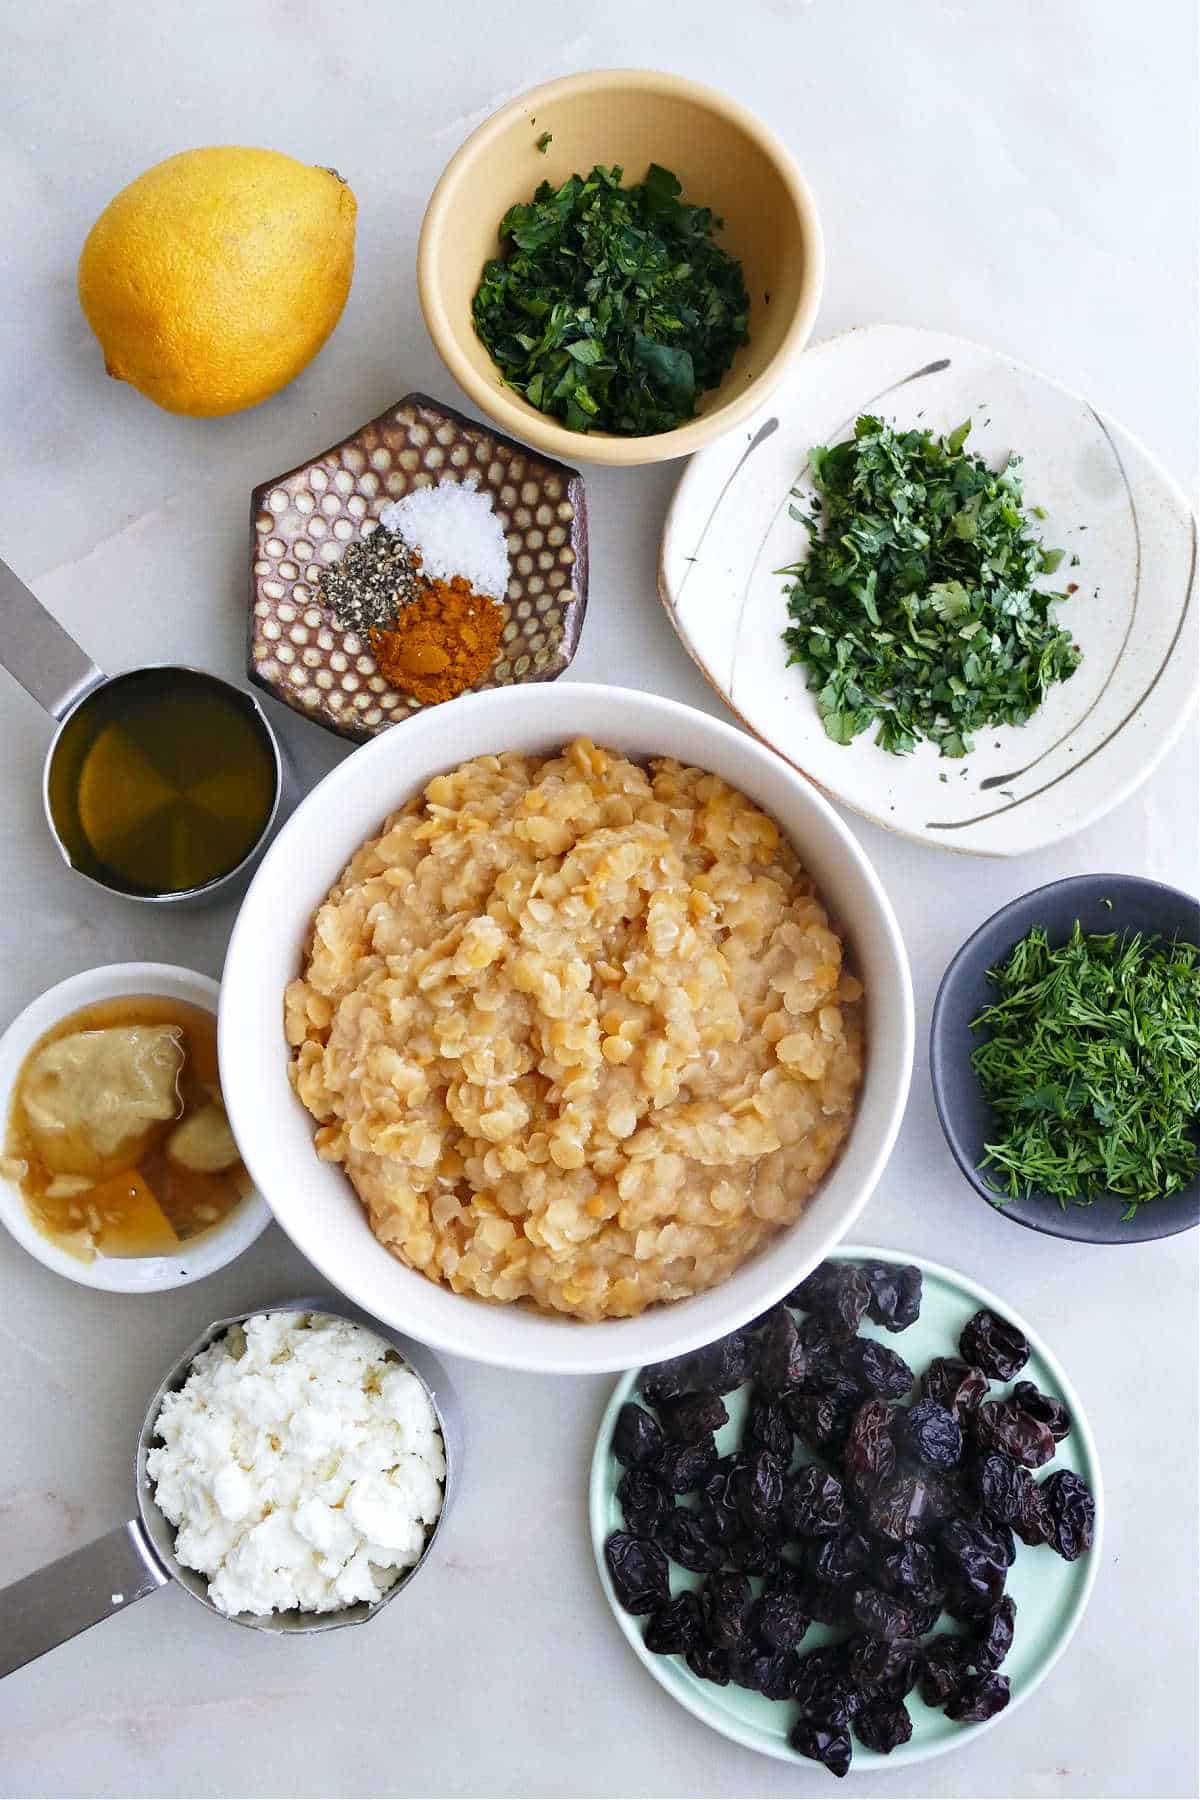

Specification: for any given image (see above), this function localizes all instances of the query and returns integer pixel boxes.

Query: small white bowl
[0,963,271,1292]
[220,685,914,1374]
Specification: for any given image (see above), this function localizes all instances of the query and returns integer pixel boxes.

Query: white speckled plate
[659,325,1198,856]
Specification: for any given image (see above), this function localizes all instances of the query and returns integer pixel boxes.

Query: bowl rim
[219,681,914,1373]
[929,873,1200,1243]
[417,67,826,467]
[0,961,273,1292]
[588,1241,1104,1769]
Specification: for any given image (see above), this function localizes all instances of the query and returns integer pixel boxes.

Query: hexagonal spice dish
[248,393,588,743]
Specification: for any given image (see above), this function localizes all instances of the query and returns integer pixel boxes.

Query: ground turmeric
[370,575,505,705]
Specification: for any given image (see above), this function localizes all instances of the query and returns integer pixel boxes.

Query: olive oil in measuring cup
[47,667,279,898]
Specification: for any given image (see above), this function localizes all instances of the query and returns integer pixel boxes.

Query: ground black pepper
[318,526,422,635]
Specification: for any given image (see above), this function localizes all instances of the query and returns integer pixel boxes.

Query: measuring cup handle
[0,1518,169,1680]
[0,556,106,721]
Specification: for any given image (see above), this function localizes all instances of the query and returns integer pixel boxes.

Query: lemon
[77,146,357,417]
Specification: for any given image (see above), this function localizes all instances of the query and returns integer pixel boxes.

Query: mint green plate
[589,1246,1102,1771]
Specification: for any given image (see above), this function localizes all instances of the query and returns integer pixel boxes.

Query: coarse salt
[379,482,509,600]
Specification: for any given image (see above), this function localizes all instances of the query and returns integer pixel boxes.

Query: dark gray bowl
[930,874,1200,1244]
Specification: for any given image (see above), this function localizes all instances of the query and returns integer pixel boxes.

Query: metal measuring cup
[0,1297,463,1679]
[0,556,288,906]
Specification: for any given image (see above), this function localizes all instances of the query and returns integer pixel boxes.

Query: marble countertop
[1,3,1196,1795]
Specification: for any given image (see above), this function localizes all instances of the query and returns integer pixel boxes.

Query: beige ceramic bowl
[418,70,824,467]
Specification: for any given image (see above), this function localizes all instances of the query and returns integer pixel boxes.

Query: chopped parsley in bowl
[472,163,750,437]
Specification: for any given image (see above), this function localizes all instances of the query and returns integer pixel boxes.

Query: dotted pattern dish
[247,393,589,743]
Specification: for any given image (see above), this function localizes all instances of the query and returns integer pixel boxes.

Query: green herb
[536,131,552,153]
[970,921,1200,1217]
[780,416,1081,757]
[472,163,749,435]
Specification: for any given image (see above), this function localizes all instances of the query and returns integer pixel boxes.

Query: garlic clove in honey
[167,1103,240,1174]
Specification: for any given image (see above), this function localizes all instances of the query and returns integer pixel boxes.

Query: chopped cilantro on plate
[780,415,1081,757]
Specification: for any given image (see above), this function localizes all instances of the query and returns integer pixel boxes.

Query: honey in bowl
[2,996,249,1260]
[46,667,278,897]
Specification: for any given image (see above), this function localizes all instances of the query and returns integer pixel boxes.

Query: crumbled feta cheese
[146,1311,445,1617]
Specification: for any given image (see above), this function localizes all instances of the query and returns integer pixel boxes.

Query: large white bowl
[0,963,271,1292]
[219,685,913,1373]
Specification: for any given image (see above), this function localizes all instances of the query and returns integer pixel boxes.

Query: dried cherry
[700,1571,752,1649]
[922,1356,990,1416]
[604,1532,669,1615]
[1040,1470,1096,1561]
[973,1400,1055,1469]
[846,1338,916,1400]
[612,1402,664,1469]
[945,1671,1011,1722]
[643,1590,702,1655]
[783,1464,846,1537]
[976,1450,1051,1545]
[959,1309,1030,1382]
[899,1398,963,1471]
[737,1648,802,1701]
[921,1469,971,1525]
[638,1330,751,1403]
[919,1634,968,1707]
[867,1474,930,1541]
[938,1519,1009,1614]
[844,1399,897,1493]
[1012,1380,1072,1441]
[757,1304,809,1392]
[697,1458,739,1538]
[862,1260,922,1332]
[744,1390,793,1463]
[685,1644,732,1685]
[906,1598,944,1636]
[656,1391,729,1444]
[655,1508,724,1574]
[808,1528,873,1590]
[750,1587,810,1651]
[616,1466,670,1537]
[789,1260,871,1341]
[974,1594,1016,1670]
[731,1448,784,1531]
[847,1633,920,1697]
[786,1393,854,1457]
[796,1339,867,1408]
[855,1699,914,1753]
[880,1540,943,1610]
[850,1585,918,1642]
[794,1646,865,1738]
[789,1718,853,1778]
[656,1437,718,1493]
[725,1528,782,1578]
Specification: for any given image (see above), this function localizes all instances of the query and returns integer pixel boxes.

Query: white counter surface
[1,3,1196,1795]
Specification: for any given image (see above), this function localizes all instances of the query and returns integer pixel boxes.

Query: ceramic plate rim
[658,321,1199,857]
[588,1242,1104,1771]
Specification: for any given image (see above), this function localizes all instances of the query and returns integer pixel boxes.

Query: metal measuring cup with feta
[147,1310,447,1616]
[0,1301,461,1678]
